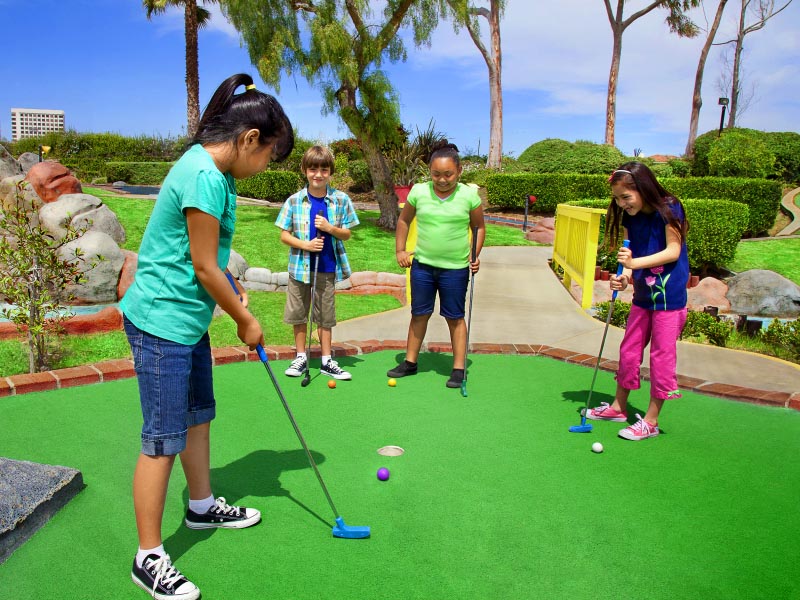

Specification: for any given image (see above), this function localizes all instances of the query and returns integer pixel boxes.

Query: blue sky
[1,0,798,158]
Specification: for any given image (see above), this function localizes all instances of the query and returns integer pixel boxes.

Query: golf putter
[301,210,325,388]
[225,272,370,538]
[569,239,630,433]
[461,226,479,397]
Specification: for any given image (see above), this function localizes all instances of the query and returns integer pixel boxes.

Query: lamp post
[717,97,729,137]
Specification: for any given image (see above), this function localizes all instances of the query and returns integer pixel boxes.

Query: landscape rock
[38,193,126,245]
[726,269,800,317]
[244,267,273,284]
[687,277,730,312]
[525,217,555,245]
[227,250,249,279]
[25,162,82,203]
[17,152,40,174]
[57,230,125,304]
[1,176,43,218]
[0,145,22,179]
[117,250,138,300]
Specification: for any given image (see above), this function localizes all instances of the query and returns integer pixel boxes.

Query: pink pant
[617,304,687,400]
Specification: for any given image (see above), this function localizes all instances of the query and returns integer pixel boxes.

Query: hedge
[566,198,749,273]
[236,170,303,202]
[105,162,174,185]
[485,172,779,236]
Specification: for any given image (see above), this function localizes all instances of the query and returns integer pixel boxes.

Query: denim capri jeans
[123,315,216,456]
[410,259,470,319]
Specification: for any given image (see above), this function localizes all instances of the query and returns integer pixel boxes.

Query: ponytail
[192,73,294,162]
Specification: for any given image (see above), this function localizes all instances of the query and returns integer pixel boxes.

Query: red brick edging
[2,341,798,411]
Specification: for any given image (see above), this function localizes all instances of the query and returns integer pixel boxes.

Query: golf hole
[377,445,405,457]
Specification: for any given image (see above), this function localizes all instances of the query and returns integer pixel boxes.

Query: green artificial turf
[1,352,798,599]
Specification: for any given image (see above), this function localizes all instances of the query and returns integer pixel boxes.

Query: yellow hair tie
[245,84,256,90]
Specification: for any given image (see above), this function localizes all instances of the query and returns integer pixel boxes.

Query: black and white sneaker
[131,553,199,600]
[321,359,352,380]
[284,356,307,377]
[184,496,261,530]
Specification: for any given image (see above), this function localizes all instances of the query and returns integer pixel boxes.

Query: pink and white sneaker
[619,414,660,441]
[585,402,628,422]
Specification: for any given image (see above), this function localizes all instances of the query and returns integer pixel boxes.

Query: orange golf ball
[388,378,397,387]
[327,379,336,389]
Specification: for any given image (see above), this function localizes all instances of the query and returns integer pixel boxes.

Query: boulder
[525,217,555,245]
[0,145,22,179]
[57,230,125,304]
[117,250,138,300]
[227,250,249,279]
[687,277,730,313]
[25,162,82,204]
[244,267,273,284]
[17,152,40,174]
[1,176,43,219]
[39,193,125,245]
[726,269,800,317]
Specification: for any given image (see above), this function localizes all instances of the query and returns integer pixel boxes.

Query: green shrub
[485,173,609,213]
[761,318,800,360]
[707,132,776,179]
[236,170,303,202]
[347,159,374,192]
[517,138,626,174]
[105,162,174,185]
[681,311,734,347]
[567,198,748,274]
[593,300,631,328]
[692,128,800,183]
[667,158,691,178]
[330,138,363,161]
[683,199,749,273]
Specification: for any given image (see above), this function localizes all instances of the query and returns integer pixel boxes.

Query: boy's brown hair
[301,145,335,175]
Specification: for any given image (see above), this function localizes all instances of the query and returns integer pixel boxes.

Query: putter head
[332,517,370,539]
[301,374,310,387]
[460,380,468,397]
[569,424,593,433]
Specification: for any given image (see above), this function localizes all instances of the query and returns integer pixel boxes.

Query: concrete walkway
[776,186,800,236]
[334,246,800,396]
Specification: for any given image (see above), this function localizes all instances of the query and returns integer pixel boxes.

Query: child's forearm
[628,244,681,271]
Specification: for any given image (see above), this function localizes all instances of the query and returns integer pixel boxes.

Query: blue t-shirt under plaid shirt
[275,185,359,283]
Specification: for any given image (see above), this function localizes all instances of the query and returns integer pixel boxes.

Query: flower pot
[394,185,412,206]
[687,275,700,288]
[594,266,601,281]
[599,270,610,281]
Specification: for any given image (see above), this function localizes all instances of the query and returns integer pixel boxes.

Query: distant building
[10,108,65,141]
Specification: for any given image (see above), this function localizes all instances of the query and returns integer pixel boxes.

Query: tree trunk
[605,25,623,146]
[184,1,201,138]
[336,86,398,230]
[727,1,747,128]
[486,1,503,169]
[685,0,728,159]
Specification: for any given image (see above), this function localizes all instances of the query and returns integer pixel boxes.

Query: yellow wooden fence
[551,204,606,309]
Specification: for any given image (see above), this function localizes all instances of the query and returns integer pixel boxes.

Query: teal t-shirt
[408,182,481,269]
[120,144,237,344]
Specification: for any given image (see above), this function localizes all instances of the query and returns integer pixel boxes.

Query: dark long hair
[191,73,294,162]
[606,161,688,247]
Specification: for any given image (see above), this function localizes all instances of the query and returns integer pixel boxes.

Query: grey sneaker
[285,355,307,377]
[321,359,352,380]
[387,361,418,378]
[131,553,199,600]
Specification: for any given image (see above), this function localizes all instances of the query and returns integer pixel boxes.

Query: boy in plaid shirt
[275,145,359,380]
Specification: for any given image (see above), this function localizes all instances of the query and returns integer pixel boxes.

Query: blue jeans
[410,259,470,319]
[123,315,216,456]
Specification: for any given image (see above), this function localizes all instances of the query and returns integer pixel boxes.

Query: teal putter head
[332,517,370,539]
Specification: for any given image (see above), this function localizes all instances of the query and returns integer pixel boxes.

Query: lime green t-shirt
[120,144,237,344]
[408,182,481,269]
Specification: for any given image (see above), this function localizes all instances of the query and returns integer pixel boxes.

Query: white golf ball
[591,442,604,454]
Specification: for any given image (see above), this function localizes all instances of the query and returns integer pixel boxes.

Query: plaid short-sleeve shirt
[275,185,359,283]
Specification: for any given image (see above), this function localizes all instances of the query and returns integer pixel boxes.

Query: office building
[10,108,65,141]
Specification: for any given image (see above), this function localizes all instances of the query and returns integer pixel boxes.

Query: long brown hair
[605,161,688,248]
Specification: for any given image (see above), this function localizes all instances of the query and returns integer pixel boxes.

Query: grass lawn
[730,237,800,284]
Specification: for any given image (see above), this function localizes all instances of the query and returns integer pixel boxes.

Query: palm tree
[143,0,216,138]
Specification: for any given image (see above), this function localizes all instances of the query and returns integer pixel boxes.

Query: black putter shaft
[301,210,325,387]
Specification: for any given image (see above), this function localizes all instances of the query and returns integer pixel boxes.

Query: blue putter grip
[611,239,631,301]
[225,272,269,363]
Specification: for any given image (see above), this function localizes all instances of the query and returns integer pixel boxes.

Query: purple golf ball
[377,467,390,481]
